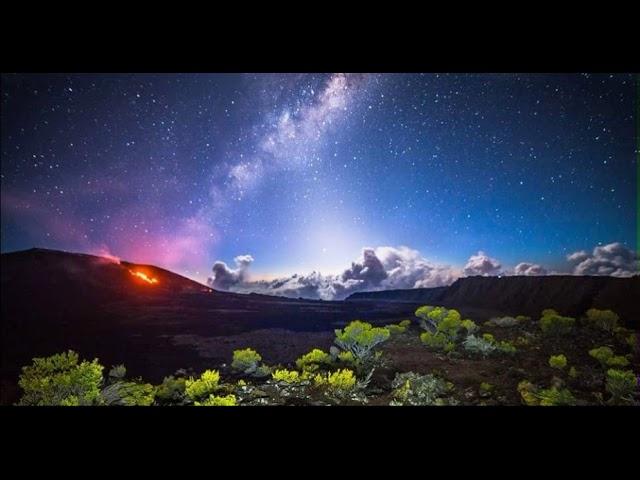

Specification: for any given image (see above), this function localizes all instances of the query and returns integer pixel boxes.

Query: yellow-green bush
[155,376,186,404]
[334,320,390,361]
[461,319,478,334]
[539,311,575,336]
[399,319,412,328]
[185,370,220,401]
[271,369,301,384]
[584,308,619,332]
[605,369,637,403]
[517,380,539,406]
[420,331,455,353]
[313,369,356,394]
[588,346,629,368]
[337,350,356,365]
[549,354,567,370]
[386,323,406,335]
[295,348,331,373]
[18,350,104,406]
[231,348,262,373]
[102,381,155,406]
[537,387,576,406]
[194,394,237,406]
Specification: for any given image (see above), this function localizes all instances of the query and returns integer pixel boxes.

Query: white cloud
[463,251,502,276]
[513,262,548,276]
[567,242,638,277]
[207,254,254,290]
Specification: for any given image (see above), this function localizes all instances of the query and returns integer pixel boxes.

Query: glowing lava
[129,270,159,284]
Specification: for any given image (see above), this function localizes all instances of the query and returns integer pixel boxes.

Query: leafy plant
[605,369,636,404]
[568,367,578,379]
[584,308,619,332]
[101,381,155,406]
[18,350,104,406]
[517,380,539,406]
[486,316,520,327]
[272,369,301,384]
[108,364,127,381]
[463,334,497,357]
[549,354,567,370]
[496,340,517,355]
[420,331,455,353]
[155,376,186,404]
[334,320,390,361]
[231,348,262,374]
[588,346,629,368]
[386,323,406,335]
[390,372,457,406]
[537,387,576,406]
[194,394,237,406]
[337,350,356,365]
[516,315,531,323]
[295,348,331,373]
[539,311,575,336]
[479,382,493,397]
[399,319,412,328]
[313,369,356,395]
[461,319,478,334]
[185,370,220,401]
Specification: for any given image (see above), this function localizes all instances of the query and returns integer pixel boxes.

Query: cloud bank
[567,242,638,277]
[513,262,548,276]
[463,251,502,276]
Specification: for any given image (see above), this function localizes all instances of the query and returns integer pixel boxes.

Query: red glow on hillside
[129,270,159,285]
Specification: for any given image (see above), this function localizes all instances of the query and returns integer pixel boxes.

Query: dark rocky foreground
[2,248,638,405]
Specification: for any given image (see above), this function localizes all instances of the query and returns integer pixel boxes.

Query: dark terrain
[2,248,638,405]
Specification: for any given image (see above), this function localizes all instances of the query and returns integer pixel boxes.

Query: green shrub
[185,370,220,401]
[155,376,186,404]
[539,312,575,336]
[420,332,455,353]
[271,369,301,384]
[295,348,331,373]
[568,367,578,379]
[337,350,356,365]
[18,350,104,406]
[517,381,539,406]
[415,306,461,333]
[479,382,493,397]
[390,372,457,406]
[605,369,636,403]
[486,316,519,327]
[101,381,155,406]
[108,364,127,381]
[584,308,619,332]
[194,394,237,406]
[541,308,559,317]
[313,369,356,394]
[588,346,629,368]
[386,323,406,335]
[496,340,517,355]
[461,319,478,334]
[537,387,576,406]
[462,334,497,357]
[231,348,262,374]
[549,354,567,370]
[399,319,412,328]
[516,315,531,323]
[334,320,390,361]
[625,333,637,351]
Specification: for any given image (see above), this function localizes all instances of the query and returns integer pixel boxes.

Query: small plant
[18,350,104,406]
[463,334,497,357]
[516,315,531,323]
[337,350,356,365]
[399,319,412,328]
[588,346,629,368]
[486,316,520,328]
[108,364,127,381]
[155,376,186,404]
[549,354,567,370]
[605,369,637,404]
[231,348,262,374]
[539,311,575,336]
[334,320,390,361]
[194,394,237,406]
[101,381,155,406]
[272,369,301,384]
[517,380,539,406]
[185,370,220,401]
[390,372,457,406]
[479,382,493,397]
[461,319,478,334]
[568,366,578,379]
[420,331,455,352]
[313,369,357,395]
[415,306,461,333]
[386,323,406,335]
[624,333,637,351]
[496,340,517,355]
[537,387,576,406]
[295,348,331,372]
[584,308,619,332]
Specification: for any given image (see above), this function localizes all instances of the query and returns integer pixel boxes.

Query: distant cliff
[346,275,640,325]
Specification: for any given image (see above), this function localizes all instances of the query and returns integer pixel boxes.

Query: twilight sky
[1,73,637,299]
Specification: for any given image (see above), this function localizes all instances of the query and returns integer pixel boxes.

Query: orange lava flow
[129,270,159,284]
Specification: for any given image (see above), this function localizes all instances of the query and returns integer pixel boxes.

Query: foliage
[479,382,493,397]
[337,350,356,365]
[486,316,520,328]
[517,380,539,406]
[334,320,390,361]
[537,387,576,406]
[108,364,127,381]
[386,323,406,335]
[568,366,578,379]
[194,394,237,406]
[399,319,412,328]
[588,346,629,368]
[313,369,356,395]
[516,315,531,323]
[101,381,155,406]
[461,319,478,334]
[253,364,272,378]
[496,340,517,355]
[155,376,186,404]
[295,348,331,373]
[605,369,637,403]
[463,334,497,357]
[541,308,559,317]
[539,311,575,336]
[185,370,220,401]
[18,350,104,406]
[625,333,637,351]
[231,348,262,374]
[390,372,457,406]
[271,369,301,384]
[420,332,455,353]
[549,354,567,370]
[584,308,619,332]
[415,305,461,334]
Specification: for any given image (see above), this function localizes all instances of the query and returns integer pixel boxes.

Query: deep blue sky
[1,73,636,284]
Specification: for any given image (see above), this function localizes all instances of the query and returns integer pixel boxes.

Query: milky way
[1,73,637,294]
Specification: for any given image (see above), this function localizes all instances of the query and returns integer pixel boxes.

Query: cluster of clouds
[208,242,638,300]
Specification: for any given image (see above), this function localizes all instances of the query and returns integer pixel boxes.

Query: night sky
[1,73,637,298]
